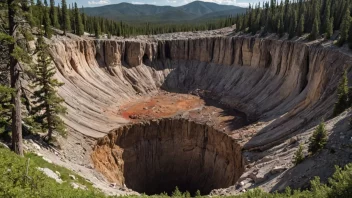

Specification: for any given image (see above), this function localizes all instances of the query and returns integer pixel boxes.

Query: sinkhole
[92,118,244,195]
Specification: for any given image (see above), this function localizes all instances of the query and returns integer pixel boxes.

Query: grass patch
[25,152,94,189]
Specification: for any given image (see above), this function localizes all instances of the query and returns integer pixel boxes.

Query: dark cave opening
[109,119,244,195]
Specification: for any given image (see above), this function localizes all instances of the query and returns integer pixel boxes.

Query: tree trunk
[8,0,23,156]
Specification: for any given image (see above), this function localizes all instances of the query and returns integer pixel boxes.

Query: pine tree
[308,122,328,154]
[94,18,101,38]
[333,70,350,116]
[74,3,84,36]
[61,0,71,35]
[309,15,320,40]
[49,0,59,28]
[195,190,201,197]
[172,187,182,197]
[30,36,67,142]
[326,17,334,39]
[338,7,351,46]
[323,0,331,34]
[6,0,33,156]
[288,10,297,39]
[348,21,352,49]
[43,4,52,38]
[297,14,305,36]
[293,144,304,165]
[0,86,13,135]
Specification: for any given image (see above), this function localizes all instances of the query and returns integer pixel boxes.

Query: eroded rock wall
[50,36,349,150]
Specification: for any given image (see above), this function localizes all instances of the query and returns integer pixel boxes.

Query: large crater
[91,118,244,195]
[49,35,352,194]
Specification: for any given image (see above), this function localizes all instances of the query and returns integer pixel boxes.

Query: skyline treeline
[234,0,352,47]
[31,0,237,38]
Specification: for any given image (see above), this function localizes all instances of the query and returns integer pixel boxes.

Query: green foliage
[11,45,32,64]
[338,7,351,46]
[25,152,93,189]
[195,190,201,197]
[0,86,13,136]
[309,16,320,40]
[29,36,67,141]
[49,0,59,28]
[0,148,106,197]
[333,70,350,116]
[172,187,182,197]
[74,3,84,36]
[293,144,304,165]
[43,5,52,38]
[308,122,328,154]
[297,14,305,36]
[61,0,71,34]
[326,17,334,39]
[0,32,14,44]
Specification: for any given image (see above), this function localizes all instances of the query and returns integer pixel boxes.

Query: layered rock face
[49,35,350,194]
[92,118,243,195]
[51,36,346,148]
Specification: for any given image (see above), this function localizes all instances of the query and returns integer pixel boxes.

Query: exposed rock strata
[51,36,346,148]
[48,35,352,194]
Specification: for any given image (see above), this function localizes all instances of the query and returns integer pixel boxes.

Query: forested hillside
[28,0,238,37]
[81,1,245,24]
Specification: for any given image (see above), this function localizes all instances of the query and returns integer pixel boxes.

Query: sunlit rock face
[49,35,349,195]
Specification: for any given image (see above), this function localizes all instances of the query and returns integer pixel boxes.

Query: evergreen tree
[172,187,182,197]
[74,3,84,36]
[43,4,52,38]
[297,14,305,36]
[6,0,33,156]
[195,190,201,197]
[94,18,101,38]
[288,10,297,39]
[338,7,351,46]
[293,144,304,165]
[348,21,352,49]
[308,122,328,154]
[326,17,334,39]
[0,86,13,135]
[61,0,71,35]
[333,70,350,116]
[57,4,62,25]
[309,16,320,40]
[30,36,67,142]
[322,0,331,34]
[49,0,59,28]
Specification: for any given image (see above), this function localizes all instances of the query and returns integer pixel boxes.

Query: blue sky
[61,0,261,8]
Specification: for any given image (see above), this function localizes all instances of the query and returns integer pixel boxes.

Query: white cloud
[167,0,177,3]
[234,2,249,7]
[88,0,110,5]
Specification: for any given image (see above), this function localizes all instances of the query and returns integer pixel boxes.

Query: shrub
[172,187,182,197]
[333,70,350,116]
[309,122,328,154]
[293,144,305,165]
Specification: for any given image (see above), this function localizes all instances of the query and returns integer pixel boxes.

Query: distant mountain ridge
[82,1,246,24]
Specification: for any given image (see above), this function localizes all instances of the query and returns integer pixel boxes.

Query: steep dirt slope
[46,33,352,195]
